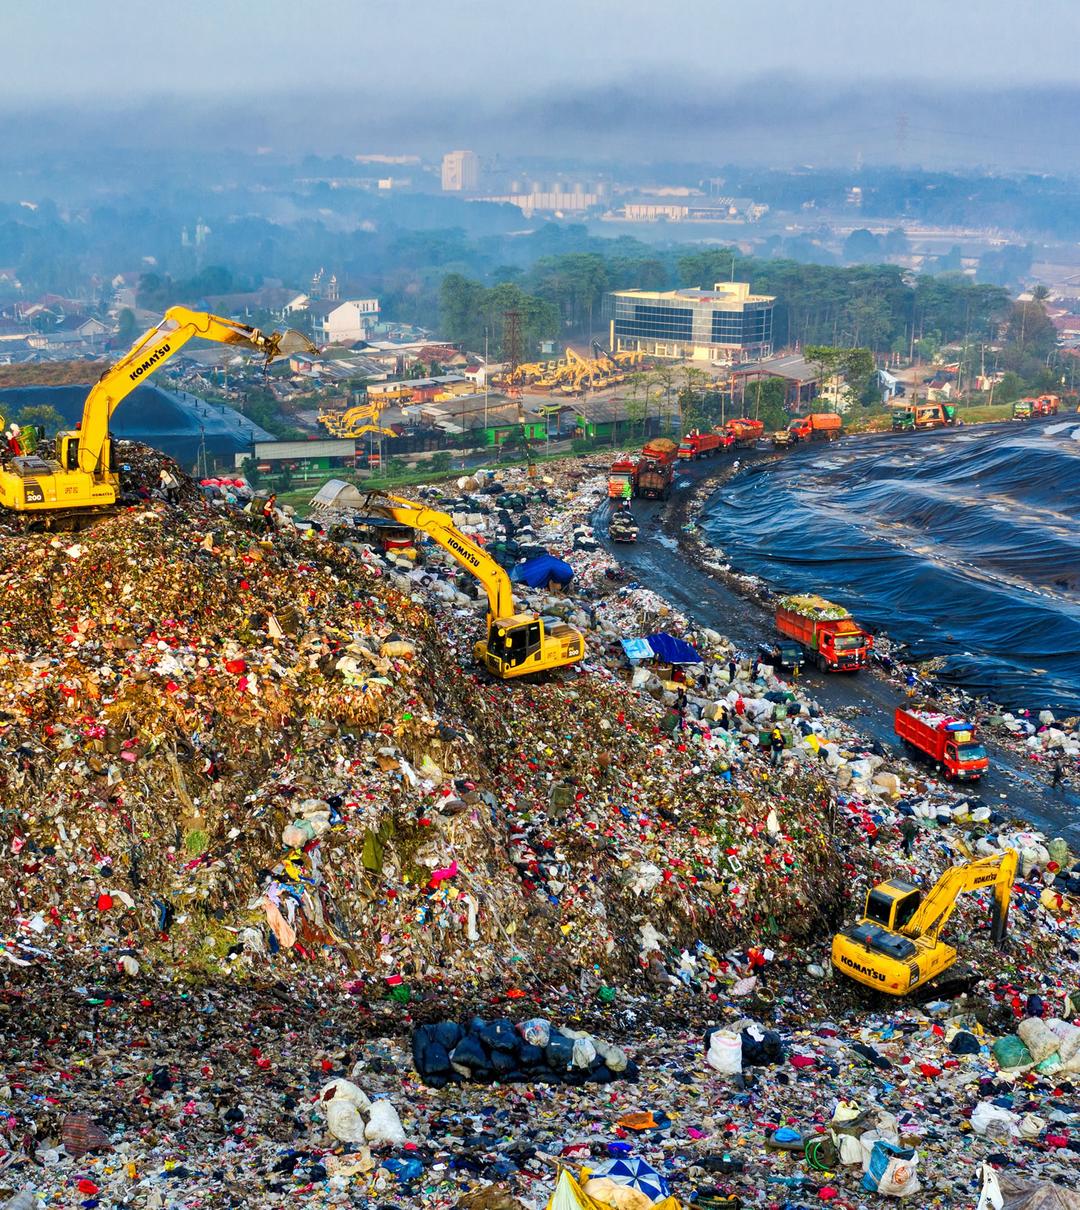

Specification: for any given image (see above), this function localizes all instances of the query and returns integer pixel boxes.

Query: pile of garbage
[776,593,850,621]
[412,1017,637,1087]
[0,454,1078,1207]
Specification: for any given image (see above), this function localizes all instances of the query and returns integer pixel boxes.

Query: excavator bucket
[267,328,320,361]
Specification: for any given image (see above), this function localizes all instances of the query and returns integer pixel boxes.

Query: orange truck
[894,708,989,781]
[608,453,640,499]
[786,412,842,443]
[775,593,872,672]
[678,429,723,460]
[1035,394,1060,415]
[724,417,765,448]
[636,438,678,500]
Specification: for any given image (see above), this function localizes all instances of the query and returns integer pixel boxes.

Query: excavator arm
[366,491,517,620]
[75,306,317,477]
[902,850,1018,946]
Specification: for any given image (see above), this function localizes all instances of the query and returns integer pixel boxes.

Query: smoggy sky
[9,0,1075,97]
[4,0,1078,169]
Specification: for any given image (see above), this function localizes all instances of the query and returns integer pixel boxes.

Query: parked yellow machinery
[318,399,397,439]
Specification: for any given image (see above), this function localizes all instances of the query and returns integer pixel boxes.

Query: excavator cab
[475,613,584,679]
[488,618,542,668]
[863,879,921,931]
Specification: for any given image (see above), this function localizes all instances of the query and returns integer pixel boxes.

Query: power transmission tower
[502,308,523,379]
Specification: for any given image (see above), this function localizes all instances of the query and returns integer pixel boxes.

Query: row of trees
[438,275,559,356]
[438,243,1024,363]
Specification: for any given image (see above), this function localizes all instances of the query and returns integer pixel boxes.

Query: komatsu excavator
[365,491,585,678]
[0,306,317,521]
[831,850,1018,995]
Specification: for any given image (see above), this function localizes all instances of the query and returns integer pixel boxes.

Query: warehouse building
[603,281,774,363]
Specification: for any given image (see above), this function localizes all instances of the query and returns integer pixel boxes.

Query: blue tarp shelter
[645,631,703,664]
[510,554,574,589]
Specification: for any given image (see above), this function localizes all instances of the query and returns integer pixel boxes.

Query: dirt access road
[591,444,1080,845]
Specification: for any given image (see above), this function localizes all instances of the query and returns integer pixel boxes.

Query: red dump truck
[678,429,723,460]
[636,438,678,500]
[1035,394,1061,416]
[724,417,765,448]
[608,453,640,499]
[894,708,989,781]
[775,593,872,671]
[786,412,842,443]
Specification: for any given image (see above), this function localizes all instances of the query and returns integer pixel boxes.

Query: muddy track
[591,440,1080,844]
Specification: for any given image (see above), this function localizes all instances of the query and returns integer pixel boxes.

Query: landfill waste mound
[0,483,840,1000]
[2,456,1079,1207]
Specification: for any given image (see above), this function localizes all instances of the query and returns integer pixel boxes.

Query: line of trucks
[608,420,767,503]
[772,593,989,780]
[1012,394,1060,419]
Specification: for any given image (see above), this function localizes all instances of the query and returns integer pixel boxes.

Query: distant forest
[0,157,1066,375]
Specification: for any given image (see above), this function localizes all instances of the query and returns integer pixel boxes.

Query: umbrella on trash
[589,1156,670,1203]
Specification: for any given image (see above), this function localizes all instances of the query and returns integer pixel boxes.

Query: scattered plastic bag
[319,1078,371,1143]
[971,1101,1020,1139]
[366,1098,406,1146]
[862,1140,920,1198]
[706,1030,742,1075]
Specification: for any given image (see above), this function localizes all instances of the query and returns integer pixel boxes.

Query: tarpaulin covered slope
[646,631,702,664]
[511,553,574,588]
[0,383,273,466]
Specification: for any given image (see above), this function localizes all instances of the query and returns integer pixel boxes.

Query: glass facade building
[603,282,774,362]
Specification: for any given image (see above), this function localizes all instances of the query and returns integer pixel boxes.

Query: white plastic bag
[971,1101,1020,1139]
[862,1140,920,1198]
[1018,1017,1059,1064]
[319,1078,371,1143]
[706,1030,742,1075]
[571,1036,597,1068]
[837,1134,864,1166]
[519,1018,551,1048]
[976,1163,1004,1210]
[365,1099,405,1146]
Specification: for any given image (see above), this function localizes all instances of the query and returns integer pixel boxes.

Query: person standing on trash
[769,725,785,768]
[675,687,688,731]
[1051,759,1065,791]
[158,467,179,504]
[734,695,746,719]
[728,656,738,683]
[899,816,918,857]
[717,703,730,730]
[262,493,278,531]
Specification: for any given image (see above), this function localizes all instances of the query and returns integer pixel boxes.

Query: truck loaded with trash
[774,592,873,671]
[894,706,990,780]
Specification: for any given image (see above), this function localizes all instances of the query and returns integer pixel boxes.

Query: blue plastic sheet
[646,632,703,664]
[620,638,654,664]
[510,554,574,588]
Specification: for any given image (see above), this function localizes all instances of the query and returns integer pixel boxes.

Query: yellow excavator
[365,491,585,678]
[0,306,317,521]
[831,850,1018,996]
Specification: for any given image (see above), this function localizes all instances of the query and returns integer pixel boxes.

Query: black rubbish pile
[412,1017,640,1087]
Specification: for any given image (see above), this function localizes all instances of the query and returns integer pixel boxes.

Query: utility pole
[483,328,489,431]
